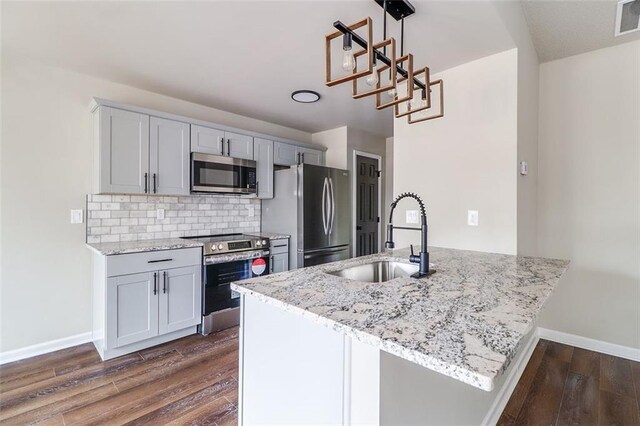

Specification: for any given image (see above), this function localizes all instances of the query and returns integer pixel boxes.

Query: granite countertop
[86,238,204,256]
[231,246,569,391]
[244,232,290,240]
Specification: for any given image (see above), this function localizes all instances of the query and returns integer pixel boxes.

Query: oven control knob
[211,244,217,251]
[218,244,224,250]
[261,240,267,246]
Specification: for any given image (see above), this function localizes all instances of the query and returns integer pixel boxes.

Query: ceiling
[522,0,640,63]
[2,1,524,137]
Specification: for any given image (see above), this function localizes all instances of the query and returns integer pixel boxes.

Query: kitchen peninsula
[232,246,569,425]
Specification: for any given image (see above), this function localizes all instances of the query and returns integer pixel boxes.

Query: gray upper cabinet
[95,106,190,196]
[150,117,190,195]
[226,131,254,160]
[191,124,225,156]
[254,138,274,199]
[299,147,323,166]
[97,107,150,194]
[274,142,299,166]
[274,141,324,166]
[191,125,253,160]
[158,266,201,334]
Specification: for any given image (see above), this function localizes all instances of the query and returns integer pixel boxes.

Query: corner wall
[536,41,640,348]
[393,50,519,255]
[0,54,312,353]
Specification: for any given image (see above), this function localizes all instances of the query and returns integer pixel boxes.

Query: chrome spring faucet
[385,192,435,278]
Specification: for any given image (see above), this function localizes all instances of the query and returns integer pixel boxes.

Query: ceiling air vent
[615,0,640,36]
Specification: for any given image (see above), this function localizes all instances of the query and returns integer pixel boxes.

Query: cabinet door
[149,117,190,195]
[99,107,149,194]
[158,266,202,335]
[225,131,254,159]
[191,124,225,155]
[273,142,299,166]
[107,272,158,349]
[271,253,289,273]
[241,295,345,424]
[254,138,274,199]
[299,147,324,166]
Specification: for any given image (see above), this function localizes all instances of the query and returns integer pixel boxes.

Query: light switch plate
[156,209,165,220]
[406,210,419,224]
[70,209,84,224]
[468,210,479,226]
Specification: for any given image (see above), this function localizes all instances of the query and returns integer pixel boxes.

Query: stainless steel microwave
[191,153,257,194]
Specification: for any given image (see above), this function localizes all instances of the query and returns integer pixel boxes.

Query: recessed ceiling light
[291,90,321,103]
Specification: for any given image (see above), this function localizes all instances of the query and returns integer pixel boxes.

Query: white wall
[311,126,348,169]
[536,41,640,348]
[393,50,519,255]
[0,54,312,353]
[493,1,541,256]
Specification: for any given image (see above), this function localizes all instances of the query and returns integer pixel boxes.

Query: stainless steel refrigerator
[262,164,351,269]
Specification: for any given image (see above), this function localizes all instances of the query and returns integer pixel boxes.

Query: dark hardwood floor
[0,327,239,425]
[2,332,638,425]
[499,339,640,426]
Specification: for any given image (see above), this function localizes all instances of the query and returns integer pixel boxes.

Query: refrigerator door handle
[328,177,336,234]
[322,177,329,235]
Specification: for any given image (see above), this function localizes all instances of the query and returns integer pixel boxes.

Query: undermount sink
[327,260,419,283]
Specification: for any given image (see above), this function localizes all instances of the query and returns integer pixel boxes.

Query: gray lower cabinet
[270,239,290,273]
[150,117,190,195]
[159,266,201,334]
[96,106,150,194]
[93,247,202,360]
[274,141,324,166]
[107,271,158,348]
[254,138,274,199]
[191,125,254,160]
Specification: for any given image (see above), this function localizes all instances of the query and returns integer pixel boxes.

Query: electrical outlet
[156,209,165,220]
[70,209,84,224]
[468,210,479,226]
[406,210,419,224]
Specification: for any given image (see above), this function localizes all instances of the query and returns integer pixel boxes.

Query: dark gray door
[356,155,379,256]
[301,164,330,251]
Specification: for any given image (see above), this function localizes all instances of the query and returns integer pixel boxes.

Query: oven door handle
[204,250,270,264]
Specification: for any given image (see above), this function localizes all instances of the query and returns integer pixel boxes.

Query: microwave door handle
[321,177,328,235]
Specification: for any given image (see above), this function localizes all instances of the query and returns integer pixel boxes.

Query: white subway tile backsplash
[86,193,260,243]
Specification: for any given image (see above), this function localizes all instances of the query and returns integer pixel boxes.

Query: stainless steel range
[183,233,270,335]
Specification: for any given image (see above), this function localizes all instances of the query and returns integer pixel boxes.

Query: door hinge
[377,216,380,223]
[376,170,381,178]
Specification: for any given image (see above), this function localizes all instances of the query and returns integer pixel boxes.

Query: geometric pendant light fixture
[324,0,445,124]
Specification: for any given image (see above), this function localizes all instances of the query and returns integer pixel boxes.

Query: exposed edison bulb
[387,87,397,98]
[365,63,379,86]
[342,48,356,72]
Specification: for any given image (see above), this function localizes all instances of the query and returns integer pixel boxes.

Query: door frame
[352,150,383,257]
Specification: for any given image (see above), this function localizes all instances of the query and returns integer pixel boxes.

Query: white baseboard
[482,331,539,426]
[0,332,93,365]
[537,327,640,362]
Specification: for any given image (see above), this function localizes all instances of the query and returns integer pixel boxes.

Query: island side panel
[378,328,538,425]
[239,293,347,425]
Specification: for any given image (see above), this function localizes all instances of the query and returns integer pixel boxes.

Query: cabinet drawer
[106,248,202,277]
[270,240,289,255]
